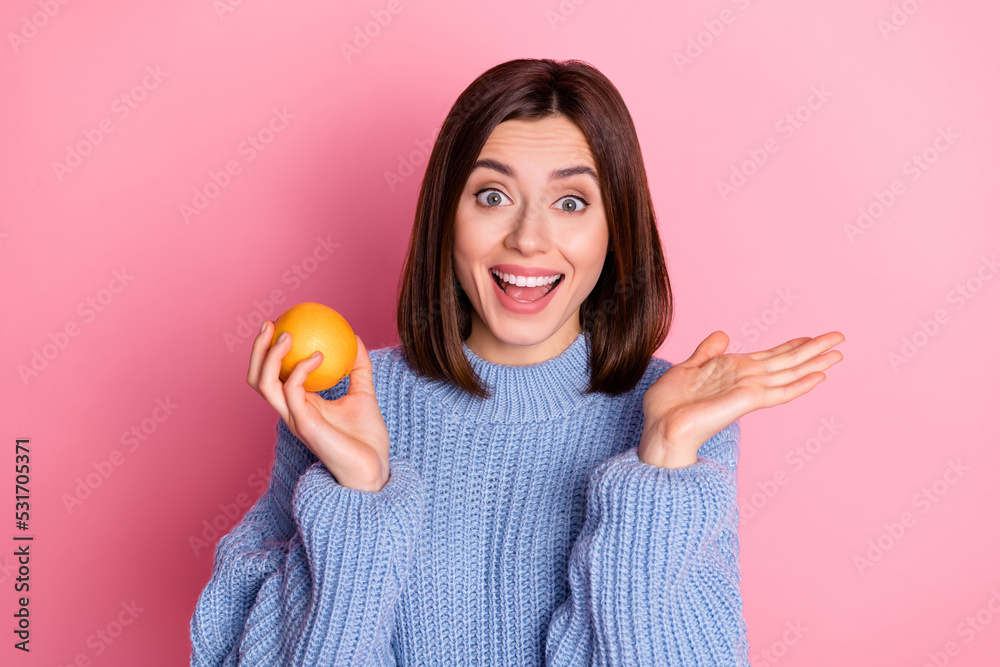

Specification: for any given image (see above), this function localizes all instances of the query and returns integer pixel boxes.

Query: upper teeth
[491,269,561,288]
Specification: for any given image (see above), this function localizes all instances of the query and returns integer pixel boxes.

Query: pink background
[3,0,999,664]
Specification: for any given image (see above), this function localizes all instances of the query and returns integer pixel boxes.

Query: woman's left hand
[638,330,846,469]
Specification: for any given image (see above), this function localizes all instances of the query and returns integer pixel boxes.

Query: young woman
[190,58,844,666]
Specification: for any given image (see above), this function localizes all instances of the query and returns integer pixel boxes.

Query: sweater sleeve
[234,456,424,665]
[189,411,324,665]
[190,377,426,666]
[544,419,748,666]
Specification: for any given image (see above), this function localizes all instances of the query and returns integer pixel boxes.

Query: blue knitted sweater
[190,332,748,665]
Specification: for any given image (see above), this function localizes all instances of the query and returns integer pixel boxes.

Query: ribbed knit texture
[190,332,749,665]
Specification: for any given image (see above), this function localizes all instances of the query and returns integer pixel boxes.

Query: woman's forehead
[484,117,590,149]
[476,117,597,174]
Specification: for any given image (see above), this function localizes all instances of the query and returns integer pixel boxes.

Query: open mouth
[490,269,564,303]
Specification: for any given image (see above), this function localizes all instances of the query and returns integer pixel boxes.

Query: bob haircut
[396,58,673,399]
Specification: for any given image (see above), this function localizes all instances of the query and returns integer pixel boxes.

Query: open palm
[638,330,845,468]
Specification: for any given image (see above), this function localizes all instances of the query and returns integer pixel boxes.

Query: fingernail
[260,321,267,334]
[277,331,288,343]
[310,351,322,359]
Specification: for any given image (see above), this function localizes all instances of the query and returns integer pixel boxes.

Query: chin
[487,316,566,346]
[490,327,552,347]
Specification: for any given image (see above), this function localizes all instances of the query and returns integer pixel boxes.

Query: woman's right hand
[247,321,391,493]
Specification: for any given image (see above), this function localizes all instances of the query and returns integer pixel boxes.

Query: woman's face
[453,114,610,366]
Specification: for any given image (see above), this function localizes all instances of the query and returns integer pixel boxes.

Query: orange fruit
[270,302,357,392]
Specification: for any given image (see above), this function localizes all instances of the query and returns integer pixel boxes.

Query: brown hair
[395,58,673,399]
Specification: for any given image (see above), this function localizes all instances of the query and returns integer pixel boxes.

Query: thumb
[345,334,376,397]
[682,330,730,367]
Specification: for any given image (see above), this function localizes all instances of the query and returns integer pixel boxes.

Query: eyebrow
[470,158,599,185]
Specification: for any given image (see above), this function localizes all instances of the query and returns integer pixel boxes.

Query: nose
[504,199,551,254]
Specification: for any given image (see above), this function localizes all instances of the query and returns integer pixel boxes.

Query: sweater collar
[429,332,593,423]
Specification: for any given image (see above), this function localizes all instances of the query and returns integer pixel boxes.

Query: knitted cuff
[587,446,737,564]
[290,456,425,567]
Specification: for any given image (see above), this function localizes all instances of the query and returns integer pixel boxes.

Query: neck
[427,331,593,423]
[462,312,584,367]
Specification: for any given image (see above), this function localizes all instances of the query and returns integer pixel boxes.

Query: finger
[345,335,376,398]
[757,349,844,387]
[258,330,294,424]
[761,331,846,372]
[747,337,811,361]
[283,349,326,425]
[681,330,730,367]
[756,372,828,409]
[247,320,273,390]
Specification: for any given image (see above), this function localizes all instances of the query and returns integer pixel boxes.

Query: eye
[475,188,512,208]
[555,195,590,213]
